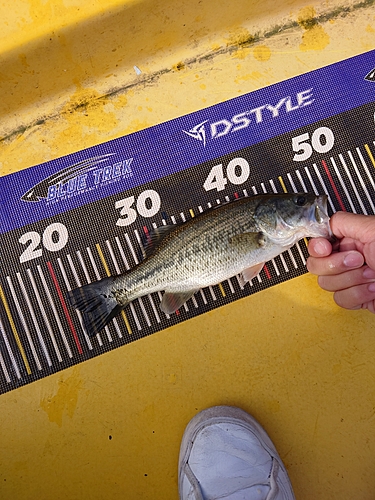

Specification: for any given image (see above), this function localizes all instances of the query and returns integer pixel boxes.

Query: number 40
[203,157,250,192]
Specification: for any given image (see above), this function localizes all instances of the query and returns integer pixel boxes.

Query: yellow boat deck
[1,0,375,498]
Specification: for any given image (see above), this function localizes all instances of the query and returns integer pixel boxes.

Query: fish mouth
[309,195,333,239]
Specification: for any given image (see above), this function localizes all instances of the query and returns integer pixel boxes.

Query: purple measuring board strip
[1,50,375,234]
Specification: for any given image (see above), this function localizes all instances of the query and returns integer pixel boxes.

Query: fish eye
[294,195,307,206]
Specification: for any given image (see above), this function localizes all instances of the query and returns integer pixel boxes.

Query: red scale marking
[263,264,271,280]
[47,262,83,355]
[321,160,346,211]
[143,225,152,243]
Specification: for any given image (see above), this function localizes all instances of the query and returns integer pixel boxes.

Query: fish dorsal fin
[141,224,176,260]
[160,290,198,314]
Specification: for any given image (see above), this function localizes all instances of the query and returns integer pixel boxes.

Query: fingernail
[368,283,375,293]
[363,267,375,279]
[313,241,327,255]
[343,252,363,268]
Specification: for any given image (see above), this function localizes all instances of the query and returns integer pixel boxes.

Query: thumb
[330,212,375,243]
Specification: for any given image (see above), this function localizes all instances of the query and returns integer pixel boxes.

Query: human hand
[307,211,375,313]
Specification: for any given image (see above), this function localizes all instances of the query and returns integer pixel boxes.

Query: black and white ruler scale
[1,50,375,394]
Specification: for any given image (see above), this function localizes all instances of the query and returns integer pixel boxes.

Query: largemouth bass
[67,193,331,337]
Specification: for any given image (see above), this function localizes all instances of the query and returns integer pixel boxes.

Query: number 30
[115,189,161,226]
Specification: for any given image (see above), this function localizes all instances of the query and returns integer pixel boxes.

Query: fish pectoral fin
[241,263,265,284]
[160,290,198,314]
[229,232,267,248]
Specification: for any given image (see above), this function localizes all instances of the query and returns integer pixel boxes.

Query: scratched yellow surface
[1,1,375,498]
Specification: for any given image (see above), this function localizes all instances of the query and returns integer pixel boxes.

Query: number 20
[19,223,68,263]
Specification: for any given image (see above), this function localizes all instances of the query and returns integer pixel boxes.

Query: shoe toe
[178,406,295,500]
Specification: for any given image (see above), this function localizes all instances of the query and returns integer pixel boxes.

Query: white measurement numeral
[19,223,68,263]
[292,127,335,162]
[115,189,161,226]
[203,157,250,192]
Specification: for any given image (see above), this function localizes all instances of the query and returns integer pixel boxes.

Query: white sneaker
[178,406,295,500]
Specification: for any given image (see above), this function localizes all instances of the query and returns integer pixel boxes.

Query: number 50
[292,126,334,162]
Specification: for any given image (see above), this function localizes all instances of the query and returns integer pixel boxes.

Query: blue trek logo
[21,154,133,203]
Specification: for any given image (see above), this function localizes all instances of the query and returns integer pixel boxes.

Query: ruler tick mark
[47,262,83,355]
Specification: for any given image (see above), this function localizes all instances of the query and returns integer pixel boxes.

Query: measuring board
[1,50,375,394]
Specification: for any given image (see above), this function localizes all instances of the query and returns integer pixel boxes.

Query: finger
[330,211,375,242]
[306,250,364,276]
[308,238,332,257]
[363,241,375,271]
[361,300,375,314]
[333,282,375,310]
[335,237,363,253]
[317,266,375,292]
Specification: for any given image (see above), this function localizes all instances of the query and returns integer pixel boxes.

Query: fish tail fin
[67,277,124,338]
